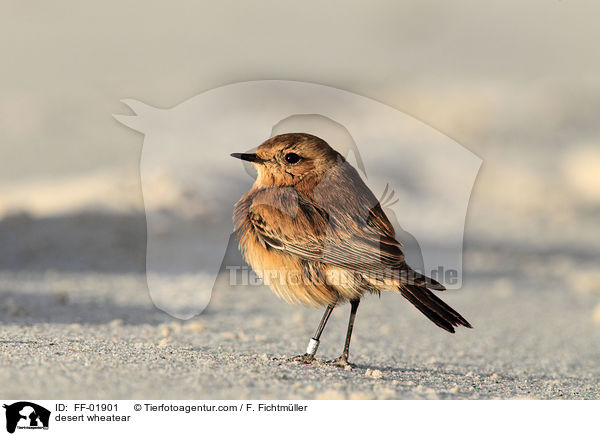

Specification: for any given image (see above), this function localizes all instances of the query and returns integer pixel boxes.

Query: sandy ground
[1,161,599,400]
[2,248,600,399]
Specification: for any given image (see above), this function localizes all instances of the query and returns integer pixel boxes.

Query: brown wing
[247,187,328,260]
[246,186,408,273]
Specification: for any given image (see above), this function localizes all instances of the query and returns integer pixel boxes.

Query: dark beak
[230,153,264,163]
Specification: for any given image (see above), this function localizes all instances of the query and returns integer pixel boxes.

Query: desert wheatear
[232,133,471,366]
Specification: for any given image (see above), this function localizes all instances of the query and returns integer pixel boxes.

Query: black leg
[289,303,335,363]
[312,304,335,344]
[328,299,360,367]
[341,299,360,360]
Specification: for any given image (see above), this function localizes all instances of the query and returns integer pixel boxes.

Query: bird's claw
[325,356,354,369]
[287,353,315,364]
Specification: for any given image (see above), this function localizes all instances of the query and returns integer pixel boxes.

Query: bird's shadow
[272,354,481,380]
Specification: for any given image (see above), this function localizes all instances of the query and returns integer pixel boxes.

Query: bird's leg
[289,304,335,363]
[327,299,360,368]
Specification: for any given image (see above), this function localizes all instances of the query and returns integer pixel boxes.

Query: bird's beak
[230,153,264,163]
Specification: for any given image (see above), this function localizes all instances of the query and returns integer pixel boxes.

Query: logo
[114,80,481,319]
[3,402,50,434]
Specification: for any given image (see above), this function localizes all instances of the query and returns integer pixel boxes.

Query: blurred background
[1,0,599,398]
[2,0,598,283]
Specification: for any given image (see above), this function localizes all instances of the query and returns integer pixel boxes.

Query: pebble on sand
[365,369,383,379]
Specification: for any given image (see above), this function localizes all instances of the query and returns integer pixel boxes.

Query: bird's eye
[284,153,301,164]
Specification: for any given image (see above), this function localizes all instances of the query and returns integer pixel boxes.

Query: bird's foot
[325,356,354,369]
[287,353,316,364]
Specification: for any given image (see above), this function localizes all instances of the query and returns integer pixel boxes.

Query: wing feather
[247,186,407,273]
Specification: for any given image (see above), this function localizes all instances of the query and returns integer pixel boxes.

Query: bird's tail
[397,284,472,333]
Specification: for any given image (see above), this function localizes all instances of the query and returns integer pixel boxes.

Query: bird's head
[231,133,342,187]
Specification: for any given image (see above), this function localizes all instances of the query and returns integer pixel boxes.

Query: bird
[231,133,471,367]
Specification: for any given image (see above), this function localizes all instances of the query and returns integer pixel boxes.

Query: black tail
[398,284,472,333]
